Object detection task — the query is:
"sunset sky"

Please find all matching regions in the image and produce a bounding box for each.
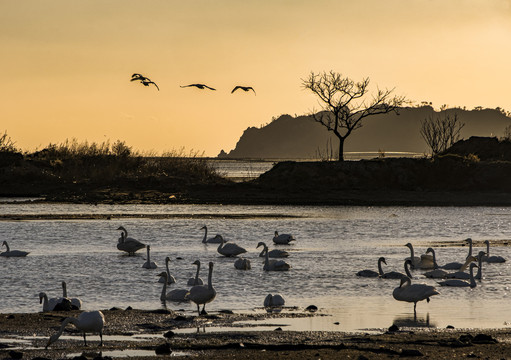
[2,0,511,156]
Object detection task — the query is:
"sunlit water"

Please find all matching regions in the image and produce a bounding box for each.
[1,202,511,332]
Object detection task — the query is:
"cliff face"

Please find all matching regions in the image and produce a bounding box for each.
[220,107,511,159]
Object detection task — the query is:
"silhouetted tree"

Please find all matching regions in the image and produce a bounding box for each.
[420,109,465,155]
[302,71,406,161]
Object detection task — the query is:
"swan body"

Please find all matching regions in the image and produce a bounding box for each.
[117,226,146,255]
[201,226,226,244]
[437,263,478,288]
[187,260,204,286]
[0,241,29,257]
[159,257,177,285]
[217,235,247,257]
[422,248,449,278]
[356,257,385,277]
[259,247,289,258]
[482,240,506,263]
[158,272,190,302]
[405,243,433,269]
[46,310,105,348]
[188,261,217,315]
[234,257,251,270]
[438,238,473,269]
[392,276,439,313]
[142,245,158,269]
[39,292,60,312]
[445,256,477,279]
[381,258,413,279]
[273,231,295,245]
[62,281,82,310]
[257,242,291,271]
[264,294,285,312]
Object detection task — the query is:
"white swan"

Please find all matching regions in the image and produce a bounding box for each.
[234,257,251,270]
[259,247,289,258]
[392,276,439,313]
[257,242,291,271]
[157,272,190,302]
[475,251,485,280]
[482,240,506,263]
[46,310,105,348]
[264,294,285,312]
[439,238,473,270]
[273,231,295,245]
[445,256,477,279]
[188,261,217,316]
[422,248,449,278]
[437,263,478,288]
[356,257,385,277]
[405,243,434,269]
[117,226,146,255]
[201,226,226,244]
[0,241,29,257]
[62,281,82,310]
[381,258,413,279]
[187,260,204,286]
[142,245,158,269]
[159,257,177,285]
[39,292,60,312]
[217,235,247,257]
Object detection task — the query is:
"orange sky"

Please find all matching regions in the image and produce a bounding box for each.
[2,1,511,156]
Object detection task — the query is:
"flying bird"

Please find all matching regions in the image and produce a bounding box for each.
[180,84,216,90]
[130,73,159,91]
[231,86,256,95]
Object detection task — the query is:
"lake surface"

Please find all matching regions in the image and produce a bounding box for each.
[1,202,510,332]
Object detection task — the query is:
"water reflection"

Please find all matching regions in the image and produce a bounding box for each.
[393,312,437,328]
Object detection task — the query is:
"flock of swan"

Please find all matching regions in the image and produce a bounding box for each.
[5,225,506,348]
[131,72,256,94]
[31,224,295,347]
[357,239,507,314]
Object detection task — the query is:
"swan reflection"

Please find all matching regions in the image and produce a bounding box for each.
[392,312,436,328]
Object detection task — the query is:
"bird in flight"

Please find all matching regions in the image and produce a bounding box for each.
[180,84,216,91]
[231,86,256,95]
[142,80,159,91]
[130,73,159,91]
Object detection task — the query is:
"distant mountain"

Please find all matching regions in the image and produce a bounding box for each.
[218,106,511,159]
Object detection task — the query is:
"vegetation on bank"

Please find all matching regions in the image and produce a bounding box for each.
[0,134,225,200]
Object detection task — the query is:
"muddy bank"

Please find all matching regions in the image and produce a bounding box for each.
[1,309,511,360]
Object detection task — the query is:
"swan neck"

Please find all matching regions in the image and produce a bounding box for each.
[160,277,167,301]
[404,262,412,278]
[486,242,490,256]
[146,247,151,262]
[202,227,207,243]
[3,242,9,252]
[62,282,67,297]
[468,241,473,256]
[207,265,213,290]
[469,266,476,287]
[377,259,384,276]
[194,263,201,285]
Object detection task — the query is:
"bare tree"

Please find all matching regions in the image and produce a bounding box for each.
[302,71,406,161]
[420,109,465,155]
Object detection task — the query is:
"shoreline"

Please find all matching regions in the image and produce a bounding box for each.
[1,308,511,359]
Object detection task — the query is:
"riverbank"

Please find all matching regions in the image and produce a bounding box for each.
[1,309,510,360]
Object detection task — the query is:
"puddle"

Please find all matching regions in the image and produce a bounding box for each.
[68,350,189,358]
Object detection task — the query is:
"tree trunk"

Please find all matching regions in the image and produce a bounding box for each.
[337,137,345,162]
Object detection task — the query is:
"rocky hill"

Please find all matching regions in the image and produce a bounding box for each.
[219,106,511,159]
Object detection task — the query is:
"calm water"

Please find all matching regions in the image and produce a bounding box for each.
[1,202,511,332]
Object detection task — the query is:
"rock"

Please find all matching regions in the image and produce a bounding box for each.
[274,327,283,331]
[155,343,172,355]
[163,330,175,338]
[9,350,23,359]
[305,305,318,312]
[446,325,455,329]
[472,334,498,344]
[400,348,423,356]
[388,324,399,332]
